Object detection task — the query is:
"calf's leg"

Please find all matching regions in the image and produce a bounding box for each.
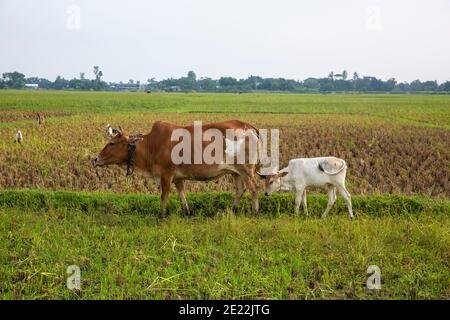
[337,184,353,219]
[294,185,306,215]
[322,186,337,218]
[302,189,309,216]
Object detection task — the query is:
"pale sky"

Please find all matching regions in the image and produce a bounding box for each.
[1,0,449,83]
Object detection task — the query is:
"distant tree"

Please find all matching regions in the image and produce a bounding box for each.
[146,78,159,90]
[421,80,438,91]
[410,80,423,91]
[245,75,263,90]
[366,77,385,91]
[197,77,217,91]
[53,75,69,90]
[219,77,238,87]
[25,77,40,84]
[342,70,348,80]
[302,78,320,91]
[439,81,450,92]
[319,82,334,92]
[353,76,370,92]
[318,78,334,92]
[185,71,197,90]
[2,72,26,89]
[385,78,397,91]
[93,66,102,80]
[92,66,106,91]
[353,72,359,80]
[328,71,334,81]
[187,70,196,81]
[397,82,410,92]
[334,79,352,91]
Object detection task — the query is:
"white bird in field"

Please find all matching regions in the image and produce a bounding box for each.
[14,130,23,144]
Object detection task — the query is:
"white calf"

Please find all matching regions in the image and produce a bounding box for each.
[260,157,353,218]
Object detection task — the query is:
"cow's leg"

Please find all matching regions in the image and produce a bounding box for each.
[175,180,190,215]
[294,185,305,215]
[232,175,245,213]
[160,176,172,218]
[322,186,337,218]
[337,184,353,219]
[241,173,259,215]
[302,189,309,216]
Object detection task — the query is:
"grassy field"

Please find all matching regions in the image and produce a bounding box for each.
[0,90,449,299]
[0,190,448,299]
[1,90,449,128]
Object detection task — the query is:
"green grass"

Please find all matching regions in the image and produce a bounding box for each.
[0,190,448,299]
[1,90,449,126]
[0,189,448,217]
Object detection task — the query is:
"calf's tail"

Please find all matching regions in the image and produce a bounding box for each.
[318,159,347,175]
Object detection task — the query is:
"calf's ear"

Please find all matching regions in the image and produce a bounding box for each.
[277,171,288,178]
[255,171,267,180]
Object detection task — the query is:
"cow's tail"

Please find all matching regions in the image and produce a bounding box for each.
[242,124,264,174]
[254,131,267,177]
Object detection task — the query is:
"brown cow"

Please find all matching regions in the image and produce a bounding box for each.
[93,120,261,217]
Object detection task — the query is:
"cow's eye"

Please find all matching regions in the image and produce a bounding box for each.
[269,181,273,185]
[109,142,114,146]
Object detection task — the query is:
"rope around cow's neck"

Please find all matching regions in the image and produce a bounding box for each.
[126,143,136,176]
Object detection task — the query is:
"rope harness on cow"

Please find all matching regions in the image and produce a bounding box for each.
[125,133,144,176]
[126,143,137,176]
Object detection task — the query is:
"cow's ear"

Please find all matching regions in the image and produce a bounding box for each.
[112,128,121,136]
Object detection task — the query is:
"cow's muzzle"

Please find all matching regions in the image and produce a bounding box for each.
[92,156,104,167]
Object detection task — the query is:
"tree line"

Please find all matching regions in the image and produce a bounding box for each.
[1,67,449,93]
